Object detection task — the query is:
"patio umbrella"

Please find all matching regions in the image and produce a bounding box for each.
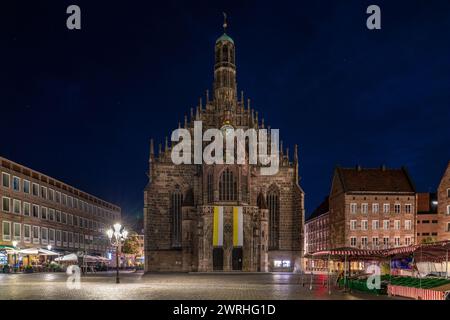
[19,248,39,255]
[81,255,101,263]
[38,248,60,256]
[96,256,110,262]
[54,253,78,262]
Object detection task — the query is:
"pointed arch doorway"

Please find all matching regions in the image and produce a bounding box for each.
[213,247,224,271]
[232,247,243,271]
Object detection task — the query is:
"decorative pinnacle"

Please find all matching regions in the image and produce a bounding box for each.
[223,12,228,32]
[150,139,154,156]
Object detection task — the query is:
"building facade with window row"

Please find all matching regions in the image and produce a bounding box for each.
[328,166,416,250]
[0,156,121,257]
[304,197,330,271]
[304,197,330,254]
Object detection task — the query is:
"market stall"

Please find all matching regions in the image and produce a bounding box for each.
[385,241,450,300]
[307,241,450,299]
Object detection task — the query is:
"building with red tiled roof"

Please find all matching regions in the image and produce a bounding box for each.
[329,166,416,249]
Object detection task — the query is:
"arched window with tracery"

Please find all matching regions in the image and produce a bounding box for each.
[267,186,280,250]
[171,189,182,247]
[219,168,237,201]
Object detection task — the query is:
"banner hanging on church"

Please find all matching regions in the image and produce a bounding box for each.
[213,206,223,246]
[233,206,243,247]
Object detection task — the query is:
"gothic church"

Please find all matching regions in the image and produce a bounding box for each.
[144,22,305,272]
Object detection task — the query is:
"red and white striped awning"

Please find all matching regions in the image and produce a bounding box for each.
[309,241,450,261]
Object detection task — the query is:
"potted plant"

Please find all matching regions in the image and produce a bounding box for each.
[24,265,33,273]
[2,264,10,273]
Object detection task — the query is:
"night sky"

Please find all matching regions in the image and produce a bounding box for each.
[2,0,450,220]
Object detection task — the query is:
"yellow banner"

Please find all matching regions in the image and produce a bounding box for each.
[233,207,243,247]
[213,206,223,246]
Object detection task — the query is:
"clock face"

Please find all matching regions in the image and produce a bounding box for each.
[220,124,234,138]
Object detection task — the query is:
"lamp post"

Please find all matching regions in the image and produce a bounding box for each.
[106,223,128,284]
[47,244,52,265]
[12,241,18,272]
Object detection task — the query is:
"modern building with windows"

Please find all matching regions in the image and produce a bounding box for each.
[328,166,416,249]
[144,24,305,272]
[0,156,121,261]
[304,197,330,271]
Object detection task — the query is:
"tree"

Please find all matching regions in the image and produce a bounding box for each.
[121,234,140,255]
[421,237,435,244]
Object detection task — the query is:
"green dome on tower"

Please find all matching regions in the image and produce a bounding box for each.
[216,33,234,44]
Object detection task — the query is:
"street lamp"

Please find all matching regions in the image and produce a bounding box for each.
[12,241,18,272]
[106,223,128,284]
[47,244,52,251]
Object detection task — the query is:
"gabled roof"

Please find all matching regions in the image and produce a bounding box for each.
[335,166,416,193]
[307,196,329,222]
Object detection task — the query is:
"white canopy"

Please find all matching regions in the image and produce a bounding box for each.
[38,248,60,256]
[55,253,78,262]
[97,256,110,262]
[81,255,102,263]
[19,248,39,255]
[54,253,107,263]
[18,248,60,256]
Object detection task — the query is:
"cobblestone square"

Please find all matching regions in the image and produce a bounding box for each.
[0,271,400,300]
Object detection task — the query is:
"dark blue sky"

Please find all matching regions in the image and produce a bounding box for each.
[2,0,450,219]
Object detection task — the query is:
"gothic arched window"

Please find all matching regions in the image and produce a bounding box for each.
[171,189,182,247]
[215,47,220,63]
[219,168,237,201]
[267,187,280,250]
[222,45,228,62]
[207,172,214,203]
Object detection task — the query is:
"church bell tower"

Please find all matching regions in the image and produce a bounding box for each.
[213,13,237,111]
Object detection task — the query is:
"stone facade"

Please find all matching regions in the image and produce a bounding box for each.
[144,28,305,272]
[329,166,416,249]
[437,161,450,241]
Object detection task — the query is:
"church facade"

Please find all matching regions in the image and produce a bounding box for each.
[144,25,305,272]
